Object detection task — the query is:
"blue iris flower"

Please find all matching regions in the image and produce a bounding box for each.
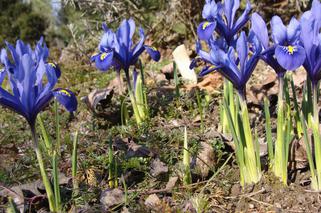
[0,38,77,128]
[251,13,286,76]
[251,12,306,75]
[195,31,262,93]
[300,0,321,85]
[91,18,160,75]
[271,16,306,71]
[197,0,251,44]
[190,37,227,76]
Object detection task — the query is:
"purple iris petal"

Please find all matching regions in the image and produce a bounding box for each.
[0,87,29,119]
[47,63,61,78]
[202,0,218,20]
[94,51,114,71]
[132,27,145,57]
[286,17,300,43]
[224,0,240,29]
[99,29,115,50]
[190,56,202,69]
[236,32,248,73]
[311,0,321,25]
[271,16,287,45]
[232,0,251,36]
[117,19,132,48]
[197,21,216,40]
[275,45,306,70]
[199,65,219,76]
[53,88,77,112]
[133,68,138,92]
[251,13,269,49]
[144,45,161,62]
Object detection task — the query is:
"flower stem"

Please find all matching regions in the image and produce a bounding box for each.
[312,83,321,189]
[72,131,79,196]
[31,126,56,212]
[274,76,287,184]
[54,100,61,210]
[124,69,142,125]
[313,83,319,125]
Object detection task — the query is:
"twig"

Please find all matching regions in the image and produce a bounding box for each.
[246,196,273,207]
[225,187,266,199]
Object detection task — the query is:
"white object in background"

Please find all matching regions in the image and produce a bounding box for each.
[172,44,197,84]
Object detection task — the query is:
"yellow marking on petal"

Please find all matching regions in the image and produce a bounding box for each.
[150,46,157,51]
[287,45,295,55]
[202,22,211,30]
[59,89,71,97]
[100,52,109,60]
[48,63,56,68]
[209,65,215,69]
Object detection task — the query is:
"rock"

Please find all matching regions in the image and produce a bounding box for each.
[172,45,197,84]
[100,188,124,210]
[195,142,215,178]
[160,63,174,81]
[127,140,155,158]
[113,137,155,158]
[144,70,167,86]
[165,176,178,190]
[292,67,307,87]
[121,207,130,213]
[150,158,168,177]
[144,194,161,209]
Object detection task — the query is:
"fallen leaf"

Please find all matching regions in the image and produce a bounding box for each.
[81,88,114,114]
[289,130,312,170]
[150,158,168,177]
[100,188,124,210]
[113,137,155,158]
[185,72,222,93]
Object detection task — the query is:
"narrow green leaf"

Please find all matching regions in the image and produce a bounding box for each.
[183,126,192,185]
[264,98,274,162]
[174,62,180,98]
[300,113,316,180]
[72,131,79,196]
[37,115,52,152]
